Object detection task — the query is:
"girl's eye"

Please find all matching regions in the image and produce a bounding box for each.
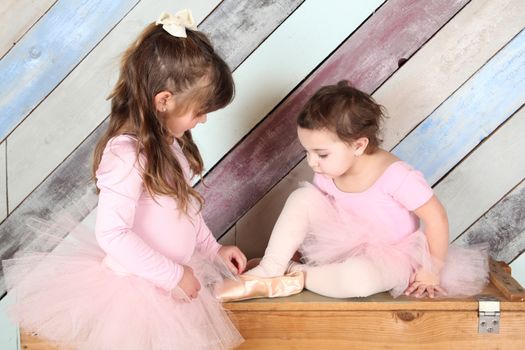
[318,154,328,159]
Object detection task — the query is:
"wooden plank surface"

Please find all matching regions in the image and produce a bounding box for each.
[392,28,525,184]
[377,0,525,150]
[0,141,5,222]
[0,0,138,142]
[0,0,310,294]
[192,0,384,172]
[4,0,219,211]
[199,0,469,237]
[202,0,305,69]
[0,0,57,59]
[456,179,525,264]
[435,107,525,243]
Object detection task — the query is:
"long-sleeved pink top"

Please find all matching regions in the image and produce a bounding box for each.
[95,135,221,292]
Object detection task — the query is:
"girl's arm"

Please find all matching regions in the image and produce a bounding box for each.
[194,215,247,274]
[406,195,449,297]
[95,139,183,292]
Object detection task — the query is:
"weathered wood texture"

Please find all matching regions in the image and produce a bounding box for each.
[4,0,220,211]
[191,0,383,172]
[0,0,312,295]
[392,28,525,184]
[435,106,525,242]
[0,0,57,59]
[0,141,5,223]
[0,0,138,142]
[198,0,469,237]
[202,0,305,69]
[456,178,525,264]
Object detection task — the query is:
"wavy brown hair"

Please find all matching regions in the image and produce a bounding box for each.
[93,23,234,213]
[297,80,384,154]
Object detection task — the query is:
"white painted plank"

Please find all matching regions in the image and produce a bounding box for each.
[235,0,525,253]
[510,253,525,289]
[376,0,525,150]
[436,107,525,242]
[192,0,383,172]
[0,294,19,350]
[0,141,5,222]
[0,0,57,58]
[6,0,220,211]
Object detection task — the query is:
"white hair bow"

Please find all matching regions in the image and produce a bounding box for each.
[156,9,197,38]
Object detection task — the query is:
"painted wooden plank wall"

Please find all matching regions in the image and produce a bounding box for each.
[0,141,5,222]
[0,0,317,294]
[0,295,18,350]
[0,0,57,59]
[392,28,525,185]
[436,106,525,243]
[0,0,139,142]
[198,0,469,237]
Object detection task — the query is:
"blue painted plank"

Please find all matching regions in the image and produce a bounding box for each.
[393,29,525,185]
[0,0,138,142]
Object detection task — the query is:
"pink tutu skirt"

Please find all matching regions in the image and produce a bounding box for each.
[2,220,243,350]
[298,183,489,298]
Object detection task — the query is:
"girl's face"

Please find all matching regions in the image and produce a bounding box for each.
[164,109,207,138]
[297,127,361,179]
[158,92,208,138]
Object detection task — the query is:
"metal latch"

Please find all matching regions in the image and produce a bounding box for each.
[478,297,500,334]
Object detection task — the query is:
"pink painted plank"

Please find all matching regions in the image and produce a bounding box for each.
[198,0,469,236]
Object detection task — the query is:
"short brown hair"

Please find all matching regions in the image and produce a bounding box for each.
[297,80,384,154]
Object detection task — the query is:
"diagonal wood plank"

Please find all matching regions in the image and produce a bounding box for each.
[377,0,525,150]
[435,106,525,242]
[0,0,139,142]
[0,0,307,295]
[0,0,57,59]
[0,141,5,223]
[198,0,470,237]
[234,0,525,258]
[203,0,305,69]
[392,28,525,184]
[455,178,525,263]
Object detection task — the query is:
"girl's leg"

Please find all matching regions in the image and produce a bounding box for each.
[248,187,317,277]
[301,257,396,298]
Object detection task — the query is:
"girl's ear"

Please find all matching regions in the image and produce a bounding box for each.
[353,137,369,156]
[154,91,173,113]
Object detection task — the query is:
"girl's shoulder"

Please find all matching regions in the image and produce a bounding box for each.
[105,134,138,152]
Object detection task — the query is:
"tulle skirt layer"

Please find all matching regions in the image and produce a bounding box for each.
[298,183,489,298]
[2,223,243,350]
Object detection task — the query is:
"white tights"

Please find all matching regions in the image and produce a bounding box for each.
[248,187,395,298]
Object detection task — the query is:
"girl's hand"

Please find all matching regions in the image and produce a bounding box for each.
[175,265,201,300]
[218,246,247,275]
[404,268,447,298]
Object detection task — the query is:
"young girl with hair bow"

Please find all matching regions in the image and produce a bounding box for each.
[3,10,245,350]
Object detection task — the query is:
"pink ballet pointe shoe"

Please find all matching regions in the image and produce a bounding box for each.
[214,271,304,302]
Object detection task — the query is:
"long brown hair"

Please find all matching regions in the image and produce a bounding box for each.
[297,80,384,154]
[93,23,234,213]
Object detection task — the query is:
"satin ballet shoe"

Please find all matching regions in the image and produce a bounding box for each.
[214,271,304,302]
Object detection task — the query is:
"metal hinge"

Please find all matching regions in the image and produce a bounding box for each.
[478,297,500,334]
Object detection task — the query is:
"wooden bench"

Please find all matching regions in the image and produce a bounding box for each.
[21,260,525,349]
